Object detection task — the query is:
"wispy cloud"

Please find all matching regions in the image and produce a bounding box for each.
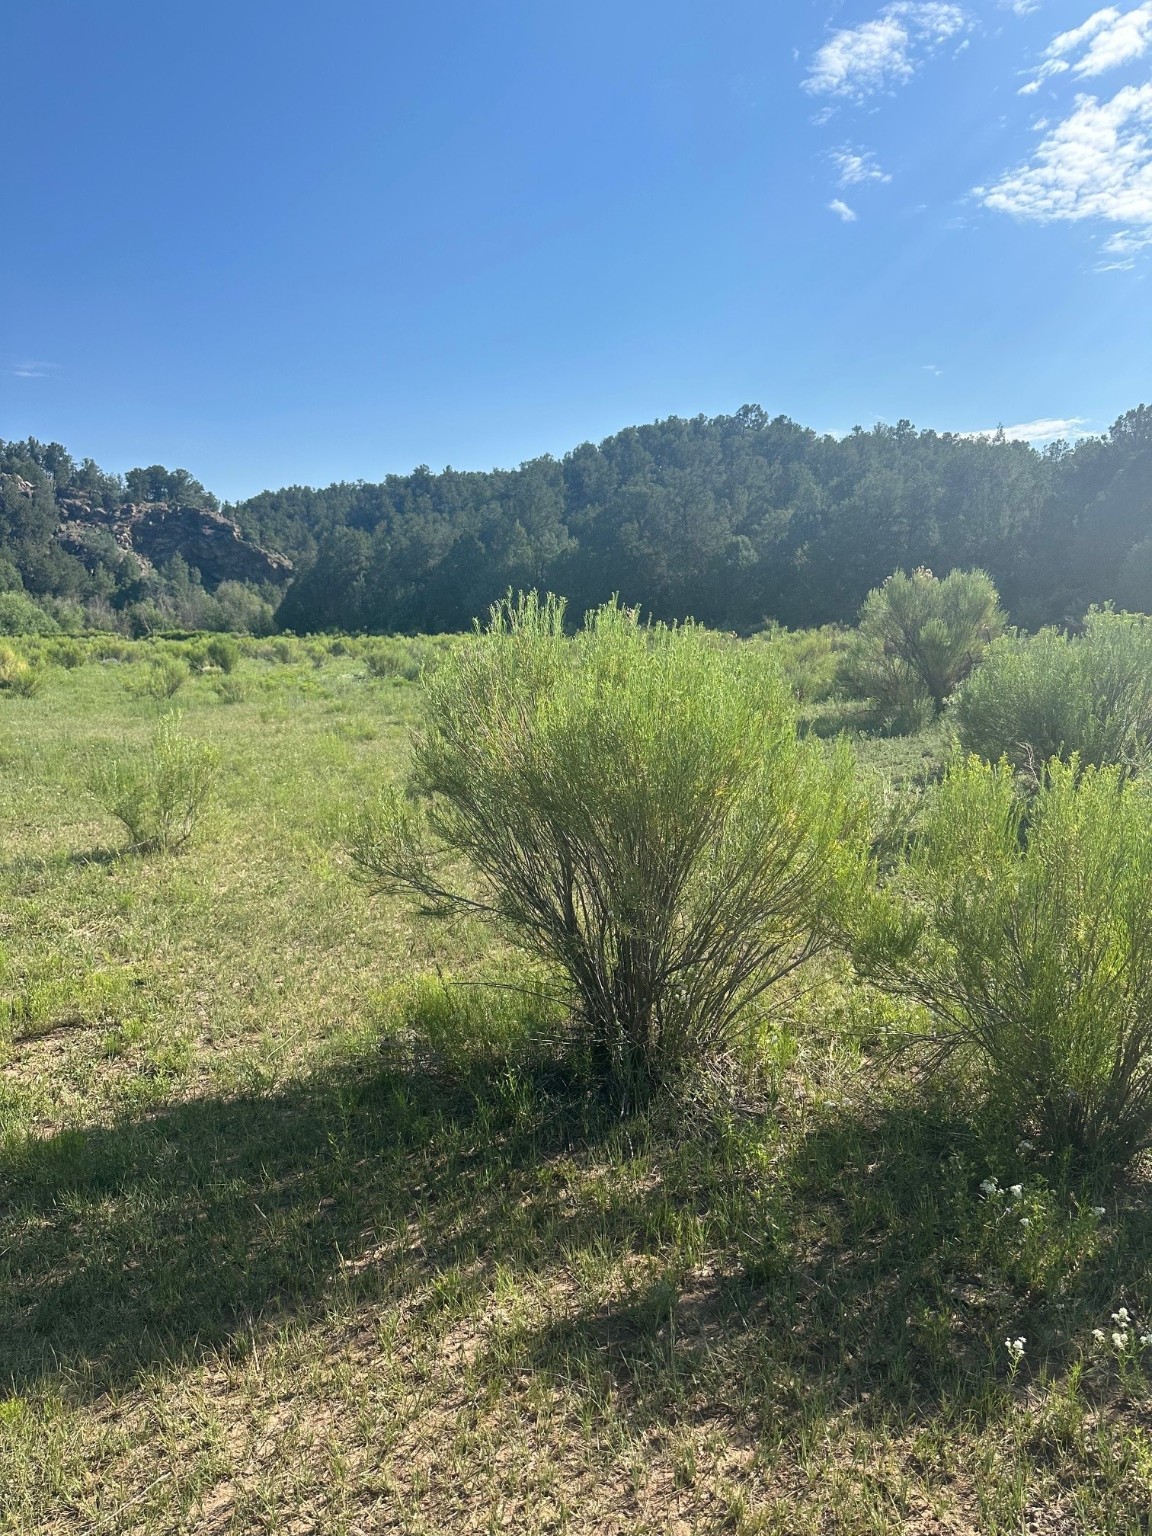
[1019,3,1152,93]
[804,3,971,101]
[6,360,59,379]
[978,83,1152,227]
[828,198,859,221]
[831,146,893,186]
[1095,224,1152,265]
[967,416,1090,442]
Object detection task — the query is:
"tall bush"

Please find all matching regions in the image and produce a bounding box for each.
[856,755,1152,1169]
[347,594,866,1098]
[841,567,1005,726]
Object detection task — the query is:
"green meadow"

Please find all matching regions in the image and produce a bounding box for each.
[1,634,1151,1535]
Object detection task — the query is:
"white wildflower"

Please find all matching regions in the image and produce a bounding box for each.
[1093,1328,1106,1341]
[1112,1308,1130,1325]
[1009,1184,1023,1198]
[980,1178,999,1196]
[1091,1206,1106,1218]
[1005,1336,1026,1360]
[1112,1331,1128,1350]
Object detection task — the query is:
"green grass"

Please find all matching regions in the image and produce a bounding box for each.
[0,650,1150,1533]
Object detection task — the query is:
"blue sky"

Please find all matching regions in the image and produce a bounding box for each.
[3,0,1150,500]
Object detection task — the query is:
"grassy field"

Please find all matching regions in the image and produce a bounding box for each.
[2,646,1151,1534]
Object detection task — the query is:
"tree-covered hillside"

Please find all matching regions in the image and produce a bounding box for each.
[3,403,1151,634]
[236,403,1152,635]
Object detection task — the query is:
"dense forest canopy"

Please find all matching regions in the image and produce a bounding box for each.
[2,402,1150,635]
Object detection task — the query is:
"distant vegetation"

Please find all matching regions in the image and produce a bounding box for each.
[3,400,1152,637]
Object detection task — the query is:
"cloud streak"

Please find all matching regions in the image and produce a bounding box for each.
[5,361,59,379]
[967,416,1090,442]
[828,199,859,221]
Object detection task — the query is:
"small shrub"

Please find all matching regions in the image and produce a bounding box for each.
[347,593,867,1100]
[134,658,189,700]
[88,714,220,853]
[364,639,422,681]
[856,755,1152,1170]
[47,639,86,670]
[0,646,43,697]
[754,624,852,705]
[267,637,301,665]
[842,567,1005,728]
[957,608,1152,778]
[92,638,133,663]
[213,675,250,704]
[203,635,240,673]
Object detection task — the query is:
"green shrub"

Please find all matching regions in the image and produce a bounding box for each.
[347,593,866,1100]
[203,635,240,673]
[213,675,250,704]
[134,658,189,701]
[92,638,133,663]
[88,714,220,853]
[754,624,852,705]
[842,568,1005,728]
[836,634,934,735]
[0,591,60,636]
[364,639,423,681]
[47,639,86,670]
[266,637,301,665]
[856,755,1152,1170]
[957,608,1152,779]
[0,646,43,697]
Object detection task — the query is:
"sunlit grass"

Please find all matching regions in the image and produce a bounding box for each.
[0,652,1149,1534]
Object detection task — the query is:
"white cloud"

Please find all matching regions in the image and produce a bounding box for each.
[1095,224,1152,264]
[1103,225,1152,249]
[804,3,971,100]
[978,83,1152,226]
[828,198,859,220]
[6,361,58,379]
[967,416,1090,441]
[1020,3,1152,93]
[831,146,892,186]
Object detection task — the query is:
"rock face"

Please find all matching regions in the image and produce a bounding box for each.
[55,498,292,588]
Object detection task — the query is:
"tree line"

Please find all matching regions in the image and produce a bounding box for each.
[244,403,1152,634]
[2,402,1150,634]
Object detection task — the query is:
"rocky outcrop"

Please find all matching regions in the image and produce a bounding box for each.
[56,498,292,589]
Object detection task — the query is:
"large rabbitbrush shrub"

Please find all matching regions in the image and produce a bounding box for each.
[957,608,1152,779]
[857,755,1152,1169]
[348,594,866,1097]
